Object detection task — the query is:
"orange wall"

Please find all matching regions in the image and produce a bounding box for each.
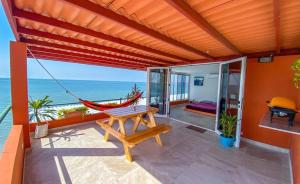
[0,125,24,184]
[242,55,299,148]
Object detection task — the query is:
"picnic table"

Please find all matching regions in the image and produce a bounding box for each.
[96,105,171,162]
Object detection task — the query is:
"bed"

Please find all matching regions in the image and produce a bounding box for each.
[185,101,217,117]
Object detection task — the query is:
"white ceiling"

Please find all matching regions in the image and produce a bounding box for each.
[171,63,220,74]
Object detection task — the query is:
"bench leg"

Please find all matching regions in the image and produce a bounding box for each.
[148,112,163,146]
[103,117,114,142]
[123,144,132,162]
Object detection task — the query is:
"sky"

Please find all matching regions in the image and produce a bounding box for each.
[0,4,146,82]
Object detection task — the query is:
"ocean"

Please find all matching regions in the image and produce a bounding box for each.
[0,78,146,151]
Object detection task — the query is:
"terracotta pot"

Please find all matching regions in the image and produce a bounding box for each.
[64,111,84,118]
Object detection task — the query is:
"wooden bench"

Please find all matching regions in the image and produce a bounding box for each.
[96,120,171,161]
[125,124,171,147]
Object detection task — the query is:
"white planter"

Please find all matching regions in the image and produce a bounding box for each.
[34,123,48,139]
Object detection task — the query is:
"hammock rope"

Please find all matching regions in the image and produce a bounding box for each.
[27,48,142,111]
[27,48,80,100]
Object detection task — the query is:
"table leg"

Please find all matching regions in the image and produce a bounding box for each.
[124,144,132,162]
[148,112,163,146]
[118,118,133,162]
[132,116,141,133]
[118,118,126,135]
[103,117,114,142]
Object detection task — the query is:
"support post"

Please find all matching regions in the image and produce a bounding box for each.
[10,41,30,148]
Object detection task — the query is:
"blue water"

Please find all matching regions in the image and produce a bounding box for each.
[0,78,146,151]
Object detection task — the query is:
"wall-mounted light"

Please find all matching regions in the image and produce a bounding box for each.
[257,55,273,63]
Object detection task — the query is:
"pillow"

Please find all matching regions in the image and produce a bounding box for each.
[268,97,296,110]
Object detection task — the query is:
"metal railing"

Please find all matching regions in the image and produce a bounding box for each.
[0,105,12,124]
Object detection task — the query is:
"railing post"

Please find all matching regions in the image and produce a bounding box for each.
[10,41,30,148]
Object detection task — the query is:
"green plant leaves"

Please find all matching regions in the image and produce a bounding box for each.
[57,106,88,118]
[126,84,141,105]
[28,96,56,123]
[292,58,300,88]
[219,111,237,138]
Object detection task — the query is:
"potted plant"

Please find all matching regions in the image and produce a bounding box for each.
[57,106,89,119]
[126,84,141,110]
[291,58,300,88]
[219,111,237,148]
[126,84,141,103]
[29,96,56,139]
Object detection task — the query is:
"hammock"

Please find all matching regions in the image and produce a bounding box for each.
[27,48,143,112]
[79,92,143,111]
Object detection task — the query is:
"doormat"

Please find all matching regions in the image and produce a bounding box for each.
[186,125,206,133]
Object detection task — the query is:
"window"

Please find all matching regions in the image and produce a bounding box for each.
[170,73,190,101]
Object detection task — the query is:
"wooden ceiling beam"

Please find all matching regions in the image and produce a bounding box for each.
[191,48,300,63]
[246,48,300,58]
[22,38,163,66]
[27,46,150,68]
[18,27,175,65]
[28,52,145,70]
[32,55,145,70]
[63,0,213,59]
[13,8,194,62]
[273,0,281,54]
[164,0,242,55]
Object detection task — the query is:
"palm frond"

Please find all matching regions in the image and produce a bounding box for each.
[29,96,56,123]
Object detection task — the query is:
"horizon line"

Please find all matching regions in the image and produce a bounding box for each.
[0,77,146,83]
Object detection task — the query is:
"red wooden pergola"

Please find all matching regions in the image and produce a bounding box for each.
[3,0,300,70]
[2,0,300,148]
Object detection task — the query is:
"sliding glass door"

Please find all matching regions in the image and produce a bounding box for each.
[216,57,247,147]
[170,73,190,102]
[147,68,170,116]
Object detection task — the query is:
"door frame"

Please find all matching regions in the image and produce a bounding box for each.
[146,67,170,117]
[147,57,247,147]
[215,57,247,147]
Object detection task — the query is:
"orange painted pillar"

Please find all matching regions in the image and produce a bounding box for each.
[10,41,30,148]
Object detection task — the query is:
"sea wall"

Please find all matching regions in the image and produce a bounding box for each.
[29,112,109,131]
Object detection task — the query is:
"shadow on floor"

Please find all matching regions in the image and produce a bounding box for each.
[24,118,291,184]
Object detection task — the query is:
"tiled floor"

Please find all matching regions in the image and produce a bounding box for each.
[24,118,291,184]
[170,104,216,130]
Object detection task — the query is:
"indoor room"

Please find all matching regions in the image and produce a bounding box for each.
[169,63,220,131]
